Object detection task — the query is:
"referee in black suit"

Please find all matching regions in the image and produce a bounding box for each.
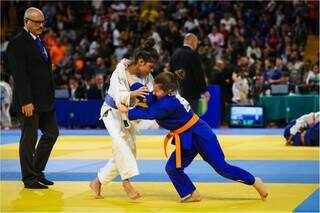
[6,7,59,189]
[170,33,210,114]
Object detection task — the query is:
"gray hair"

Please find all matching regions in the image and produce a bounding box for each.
[24,7,43,20]
[184,33,197,43]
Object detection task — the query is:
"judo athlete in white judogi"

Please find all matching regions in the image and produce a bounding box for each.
[90,39,158,199]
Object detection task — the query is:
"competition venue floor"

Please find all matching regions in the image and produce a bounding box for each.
[0,128,319,212]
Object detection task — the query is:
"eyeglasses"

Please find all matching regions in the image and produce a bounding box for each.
[26,18,46,25]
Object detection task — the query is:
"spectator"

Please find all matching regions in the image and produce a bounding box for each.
[305,64,320,94]
[279,71,298,94]
[246,40,262,61]
[263,59,283,91]
[287,52,304,86]
[114,40,128,62]
[94,57,110,76]
[268,58,284,85]
[43,27,57,48]
[184,15,200,33]
[0,78,12,129]
[251,68,264,104]
[220,12,236,32]
[68,77,86,100]
[149,25,162,53]
[291,16,307,46]
[232,69,249,105]
[207,25,224,47]
[305,64,319,85]
[50,38,67,66]
[87,74,107,99]
[207,59,224,85]
[88,39,100,57]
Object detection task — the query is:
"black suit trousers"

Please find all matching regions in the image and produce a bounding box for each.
[187,99,199,115]
[19,110,59,183]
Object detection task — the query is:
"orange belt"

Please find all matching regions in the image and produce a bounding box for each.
[163,114,199,168]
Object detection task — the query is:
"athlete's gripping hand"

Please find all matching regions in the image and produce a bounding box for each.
[130,86,149,98]
[286,134,294,145]
[118,104,129,113]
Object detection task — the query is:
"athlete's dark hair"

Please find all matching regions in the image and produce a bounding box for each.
[133,38,159,63]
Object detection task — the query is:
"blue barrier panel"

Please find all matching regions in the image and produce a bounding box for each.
[55,100,103,127]
[200,85,221,128]
[55,85,221,128]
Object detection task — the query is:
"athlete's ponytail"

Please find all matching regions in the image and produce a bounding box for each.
[173,69,185,81]
[133,38,159,63]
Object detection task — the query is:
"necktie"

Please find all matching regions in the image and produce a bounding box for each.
[35,37,48,61]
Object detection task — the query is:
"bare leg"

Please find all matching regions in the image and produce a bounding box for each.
[253,177,268,201]
[89,178,104,199]
[181,190,201,203]
[122,179,141,200]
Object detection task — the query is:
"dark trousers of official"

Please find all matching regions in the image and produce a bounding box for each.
[187,99,199,115]
[19,110,59,184]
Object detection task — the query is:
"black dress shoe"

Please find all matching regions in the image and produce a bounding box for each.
[38,177,54,185]
[24,181,48,189]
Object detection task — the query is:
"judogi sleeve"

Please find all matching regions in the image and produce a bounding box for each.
[113,62,131,107]
[290,112,320,135]
[128,99,172,120]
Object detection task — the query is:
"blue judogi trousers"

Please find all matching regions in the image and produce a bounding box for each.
[304,122,319,146]
[165,133,255,198]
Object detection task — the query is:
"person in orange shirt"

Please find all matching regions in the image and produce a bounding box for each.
[43,28,57,48]
[50,38,66,66]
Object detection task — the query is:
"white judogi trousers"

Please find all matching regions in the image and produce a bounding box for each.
[97,106,139,184]
[96,59,153,184]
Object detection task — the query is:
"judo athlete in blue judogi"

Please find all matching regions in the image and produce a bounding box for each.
[119,71,268,202]
[284,112,319,146]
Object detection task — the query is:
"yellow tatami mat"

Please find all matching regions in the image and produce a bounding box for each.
[1,181,318,212]
[1,135,318,160]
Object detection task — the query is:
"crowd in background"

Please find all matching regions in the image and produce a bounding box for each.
[0,0,319,128]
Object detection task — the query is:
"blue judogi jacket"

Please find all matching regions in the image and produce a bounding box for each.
[128,83,214,150]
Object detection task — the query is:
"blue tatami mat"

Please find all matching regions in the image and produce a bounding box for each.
[294,188,320,212]
[1,128,284,136]
[0,128,284,145]
[1,159,318,183]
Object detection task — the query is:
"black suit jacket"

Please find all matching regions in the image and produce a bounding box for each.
[6,29,55,113]
[170,46,207,99]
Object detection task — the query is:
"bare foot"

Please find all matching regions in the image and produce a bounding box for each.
[181,190,202,203]
[89,178,104,199]
[122,180,141,200]
[253,177,268,201]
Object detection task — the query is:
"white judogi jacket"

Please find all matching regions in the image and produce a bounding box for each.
[100,59,154,127]
[290,112,320,135]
